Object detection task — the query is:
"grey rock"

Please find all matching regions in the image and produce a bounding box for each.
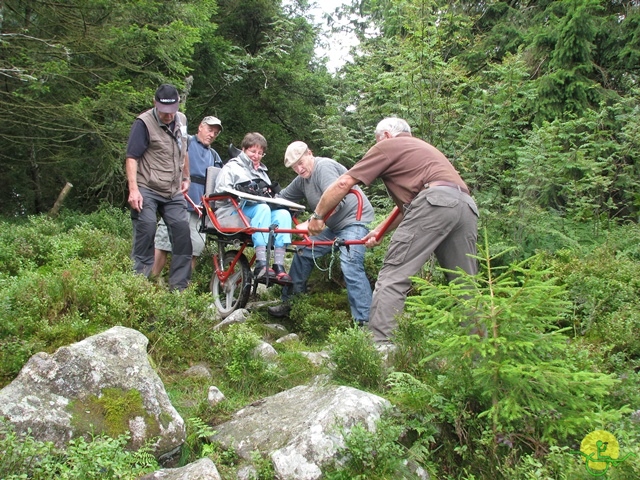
[0,326,184,460]
[212,384,390,480]
[264,323,288,333]
[207,386,226,407]
[236,465,258,480]
[252,341,278,361]
[404,459,431,480]
[139,457,221,480]
[213,309,250,330]
[276,333,300,344]
[255,283,269,297]
[300,351,331,367]
[375,342,397,367]
[205,304,223,322]
[184,363,213,380]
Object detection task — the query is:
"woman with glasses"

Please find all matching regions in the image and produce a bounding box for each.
[213,132,292,282]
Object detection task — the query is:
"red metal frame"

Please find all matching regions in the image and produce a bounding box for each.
[212,244,250,283]
[199,189,399,284]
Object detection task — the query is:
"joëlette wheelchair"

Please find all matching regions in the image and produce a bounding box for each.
[194,166,398,318]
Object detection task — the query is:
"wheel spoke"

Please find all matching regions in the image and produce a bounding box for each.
[228,270,242,288]
[211,250,251,318]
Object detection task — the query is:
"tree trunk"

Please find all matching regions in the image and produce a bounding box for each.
[49,182,73,217]
[30,145,43,214]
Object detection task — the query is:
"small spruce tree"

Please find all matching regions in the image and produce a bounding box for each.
[390,234,624,471]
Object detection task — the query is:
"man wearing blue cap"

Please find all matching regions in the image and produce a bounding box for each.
[125,84,192,290]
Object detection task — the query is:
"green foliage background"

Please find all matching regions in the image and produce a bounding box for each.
[1,0,640,478]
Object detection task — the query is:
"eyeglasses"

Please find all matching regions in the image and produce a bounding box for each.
[245,149,266,158]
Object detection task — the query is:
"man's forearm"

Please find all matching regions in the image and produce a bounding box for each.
[125,157,139,191]
[314,174,357,216]
[385,207,403,232]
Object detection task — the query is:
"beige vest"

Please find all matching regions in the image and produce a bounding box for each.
[136,109,187,198]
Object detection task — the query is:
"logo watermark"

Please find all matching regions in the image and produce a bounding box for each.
[572,430,635,477]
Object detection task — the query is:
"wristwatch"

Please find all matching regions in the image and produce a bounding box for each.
[310,211,323,221]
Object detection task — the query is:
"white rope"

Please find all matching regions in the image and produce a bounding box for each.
[310,238,341,278]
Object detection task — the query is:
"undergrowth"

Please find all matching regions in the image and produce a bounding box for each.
[0,417,158,479]
[1,212,640,478]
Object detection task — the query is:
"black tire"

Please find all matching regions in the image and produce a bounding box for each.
[210,250,251,317]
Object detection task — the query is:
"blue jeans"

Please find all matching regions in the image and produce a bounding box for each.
[282,224,372,322]
[242,203,292,247]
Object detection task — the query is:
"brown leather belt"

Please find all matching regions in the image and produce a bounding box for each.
[424,180,470,195]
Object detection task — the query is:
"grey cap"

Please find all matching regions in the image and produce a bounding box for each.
[284,141,308,168]
[201,116,223,131]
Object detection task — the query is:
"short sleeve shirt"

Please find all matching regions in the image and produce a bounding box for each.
[279,157,374,231]
[347,133,467,207]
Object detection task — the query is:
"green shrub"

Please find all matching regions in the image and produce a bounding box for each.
[0,212,131,277]
[289,293,352,342]
[205,323,281,395]
[0,211,224,385]
[393,236,625,475]
[58,204,132,238]
[3,211,640,479]
[0,417,158,479]
[250,450,276,479]
[221,323,264,382]
[179,417,219,465]
[324,414,419,480]
[328,327,384,390]
[552,226,640,350]
[501,434,640,480]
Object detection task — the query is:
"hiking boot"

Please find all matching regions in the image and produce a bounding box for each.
[268,303,292,318]
[272,264,292,284]
[355,320,369,328]
[253,261,274,279]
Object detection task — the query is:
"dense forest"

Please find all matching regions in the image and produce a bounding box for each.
[2,0,640,478]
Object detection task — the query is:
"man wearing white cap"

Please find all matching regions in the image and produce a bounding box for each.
[267,141,375,324]
[152,116,224,277]
[125,84,192,291]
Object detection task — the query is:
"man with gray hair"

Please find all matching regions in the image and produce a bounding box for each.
[267,141,375,324]
[308,117,479,345]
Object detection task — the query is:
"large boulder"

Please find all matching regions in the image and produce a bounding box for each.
[212,380,391,480]
[0,326,185,461]
[139,458,221,480]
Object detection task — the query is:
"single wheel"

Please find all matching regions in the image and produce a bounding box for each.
[210,250,251,317]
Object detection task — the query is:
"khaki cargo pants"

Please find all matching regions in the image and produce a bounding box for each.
[368,186,479,343]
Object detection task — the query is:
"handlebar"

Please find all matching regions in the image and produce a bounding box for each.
[199,189,400,246]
